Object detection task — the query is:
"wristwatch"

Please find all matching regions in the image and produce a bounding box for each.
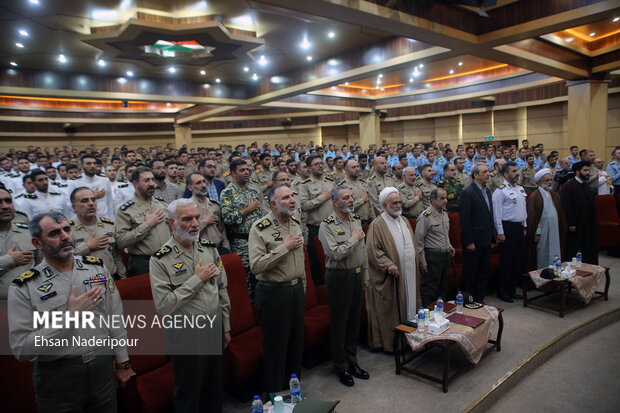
[115,360,131,370]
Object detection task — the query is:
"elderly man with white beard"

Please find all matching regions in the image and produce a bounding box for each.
[525,169,567,271]
[149,198,231,413]
[365,187,421,352]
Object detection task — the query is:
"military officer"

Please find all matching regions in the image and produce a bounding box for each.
[115,166,170,277]
[249,184,305,394]
[318,186,370,387]
[220,159,263,301]
[298,154,335,285]
[437,163,463,214]
[518,154,538,193]
[398,167,424,219]
[367,156,395,216]
[414,164,438,210]
[187,172,230,255]
[338,159,375,226]
[488,159,507,193]
[330,156,346,183]
[70,187,126,279]
[8,212,134,412]
[251,153,274,195]
[455,158,468,187]
[269,171,308,242]
[414,188,455,307]
[0,187,37,300]
[149,199,230,413]
[19,169,68,219]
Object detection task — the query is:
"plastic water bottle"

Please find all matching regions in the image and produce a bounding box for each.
[435,297,444,316]
[555,259,562,276]
[576,251,582,266]
[417,307,425,333]
[424,308,431,323]
[456,291,464,314]
[289,374,301,404]
[251,395,263,413]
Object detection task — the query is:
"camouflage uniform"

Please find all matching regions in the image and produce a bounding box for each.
[220,182,263,301]
[437,177,463,214]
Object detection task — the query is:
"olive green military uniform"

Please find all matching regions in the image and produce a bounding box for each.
[190,195,230,252]
[398,183,424,218]
[8,256,129,413]
[251,166,272,195]
[337,177,375,225]
[367,174,395,216]
[518,166,537,193]
[115,195,171,277]
[414,207,452,307]
[0,222,37,300]
[298,174,335,285]
[437,177,463,214]
[71,217,126,279]
[249,211,305,393]
[318,212,368,374]
[149,236,230,412]
[414,178,437,210]
[220,182,263,301]
[488,171,504,194]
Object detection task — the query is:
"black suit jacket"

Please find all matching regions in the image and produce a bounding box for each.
[459,182,495,247]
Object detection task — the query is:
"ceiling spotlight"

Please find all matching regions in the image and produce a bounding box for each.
[361,89,367,93]
[413,68,420,77]
[243,66,249,72]
[199,70,205,75]
[258,55,267,66]
[449,69,454,74]
[378,73,383,78]
[117,77,127,84]
[565,37,574,42]
[344,82,349,86]
[166,102,171,107]
[215,78,221,83]
[589,32,596,37]
[97,59,106,67]
[306,55,312,61]
[614,17,619,22]
[458,61,463,66]
[380,88,384,91]
[419,64,424,68]
[29,0,39,3]
[58,54,67,63]
[126,70,134,77]
[18,30,29,36]
[375,86,379,89]
[409,77,414,83]
[252,73,258,80]
[9,61,18,67]
[168,67,176,73]
[203,83,210,89]
[300,38,311,50]
[15,42,24,48]
[328,32,335,39]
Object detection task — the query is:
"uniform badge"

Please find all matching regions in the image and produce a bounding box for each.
[42,267,53,278]
[38,283,53,293]
[222,197,231,205]
[83,274,108,285]
[173,246,180,254]
[41,291,57,301]
[13,269,40,286]
[76,259,84,268]
[512,199,517,204]
[217,257,223,270]
[172,262,187,275]
[335,228,346,236]
[108,279,115,293]
[272,231,282,241]
[448,193,454,199]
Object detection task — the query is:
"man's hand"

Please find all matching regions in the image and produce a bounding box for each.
[363,279,369,291]
[387,264,400,277]
[7,244,33,266]
[361,192,369,203]
[568,226,576,232]
[203,212,218,225]
[534,234,541,244]
[283,234,303,251]
[115,368,136,388]
[352,228,365,241]
[242,196,260,216]
[67,286,103,312]
[420,265,428,275]
[194,258,218,283]
[321,190,331,201]
[450,246,455,257]
[145,208,165,227]
[414,188,423,198]
[466,243,476,252]
[497,234,506,243]
[224,332,231,349]
[86,233,110,251]
[93,188,106,199]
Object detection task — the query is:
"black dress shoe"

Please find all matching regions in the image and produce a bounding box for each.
[348,363,370,380]
[512,293,523,300]
[498,295,514,303]
[337,371,354,387]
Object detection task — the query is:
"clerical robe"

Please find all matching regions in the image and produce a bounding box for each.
[560,178,598,264]
[366,213,421,352]
[525,187,566,271]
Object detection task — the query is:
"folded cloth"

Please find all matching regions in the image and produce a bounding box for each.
[293,398,340,413]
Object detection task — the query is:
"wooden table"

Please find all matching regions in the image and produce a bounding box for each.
[521,266,610,318]
[392,308,503,393]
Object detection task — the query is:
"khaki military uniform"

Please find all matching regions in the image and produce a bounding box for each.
[367,174,396,216]
[488,171,504,193]
[437,177,462,214]
[398,183,424,218]
[190,195,229,251]
[8,256,128,412]
[251,166,272,195]
[221,171,233,187]
[518,166,537,192]
[414,178,437,210]
[414,207,452,307]
[338,177,375,224]
[455,170,468,187]
[115,195,171,276]
[71,217,126,279]
[0,222,37,300]
[330,170,345,184]
[359,169,371,181]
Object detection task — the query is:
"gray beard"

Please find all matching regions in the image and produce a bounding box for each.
[174,226,198,244]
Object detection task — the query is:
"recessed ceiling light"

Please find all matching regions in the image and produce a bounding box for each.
[58,54,67,63]
[18,30,29,36]
[378,73,383,78]
[166,102,171,107]
[10,62,18,67]
[203,83,210,89]
[252,73,258,80]
[449,70,454,74]
[168,67,176,73]
[458,61,463,66]
[375,86,379,89]
[29,0,39,4]
[409,77,414,83]
[117,77,127,84]
[126,71,134,77]
[243,66,249,72]
[614,17,619,23]
[344,82,349,86]
[361,89,367,93]
[589,32,596,37]
[419,64,424,68]
[380,88,384,91]
[376,79,381,85]
[215,78,221,83]
[565,37,574,42]
[306,55,312,61]
[258,55,267,66]
[15,42,24,48]
[300,38,311,50]
[328,32,335,39]
[97,59,105,67]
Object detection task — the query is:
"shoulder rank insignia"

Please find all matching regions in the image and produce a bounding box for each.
[38,283,53,293]
[323,216,335,224]
[100,217,114,225]
[324,175,334,181]
[369,175,376,180]
[439,180,445,185]
[172,262,187,275]
[154,245,172,258]
[153,195,165,202]
[15,194,24,199]
[359,178,366,183]
[13,269,40,286]
[14,222,29,229]
[49,192,61,196]
[398,183,405,189]
[290,215,300,224]
[24,194,37,199]
[68,220,74,225]
[257,219,272,231]
[118,183,129,188]
[83,256,104,266]
[301,178,311,184]
[423,210,432,216]
[498,184,506,189]
[120,200,134,211]
[351,213,361,220]
[224,171,230,177]
[199,239,216,247]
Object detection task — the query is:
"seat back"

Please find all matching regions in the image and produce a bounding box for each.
[313,236,327,277]
[116,273,153,300]
[221,253,256,337]
[304,251,319,310]
[596,194,620,223]
[408,218,418,232]
[448,213,461,250]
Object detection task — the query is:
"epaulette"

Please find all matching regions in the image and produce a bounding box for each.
[439,180,444,185]
[118,183,129,188]
[51,182,68,187]
[290,215,300,224]
[68,220,74,225]
[24,194,37,199]
[398,183,405,189]
[6,188,12,193]
[337,179,346,186]
[15,210,27,217]
[301,178,311,184]
[120,200,135,211]
[200,238,216,247]
[208,198,219,205]
[369,175,376,180]
[100,217,114,225]
[255,170,261,174]
[154,245,172,258]
[257,218,272,230]
[12,269,40,286]
[49,192,62,196]
[323,216,335,224]
[15,194,24,199]
[351,213,361,220]
[498,184,506,189]
[153,195,165,202]
[423,210,432,216]
[252,178,259,184]
[224,171,230,177]
[83,255,104,266]
[14,222,29,229]
[324,175,334,181]
[490,172,496,177]
[359,178,366,183]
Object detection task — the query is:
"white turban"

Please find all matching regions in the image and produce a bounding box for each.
[379,186,399,205]
[534,168,552,183]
